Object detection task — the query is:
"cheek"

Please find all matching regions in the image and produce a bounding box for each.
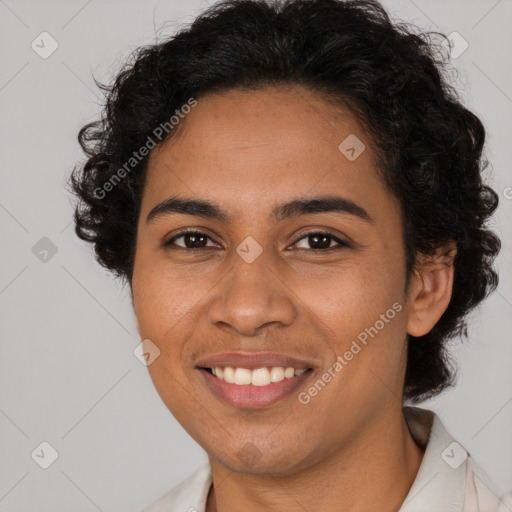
[296,252,408,394]
[132,253,205,339]
[132,264,199,418]
[301,256,405,338]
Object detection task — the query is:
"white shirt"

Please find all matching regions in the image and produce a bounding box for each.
[141,406,512,512]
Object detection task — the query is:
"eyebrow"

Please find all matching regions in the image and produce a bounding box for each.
[146,195,373,224]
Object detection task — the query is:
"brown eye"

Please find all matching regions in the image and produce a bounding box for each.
[292,232,348,251]
[164,231,219,249]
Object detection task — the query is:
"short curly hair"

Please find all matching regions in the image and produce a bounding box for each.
[69,0,501,403]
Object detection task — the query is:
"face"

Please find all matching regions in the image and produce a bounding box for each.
[131,85,415,475]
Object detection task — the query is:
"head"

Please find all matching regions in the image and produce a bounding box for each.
[70,0,500,475]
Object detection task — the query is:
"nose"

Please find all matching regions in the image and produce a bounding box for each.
[207,250,296,337]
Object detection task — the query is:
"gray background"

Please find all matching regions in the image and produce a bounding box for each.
[0,0,511,510]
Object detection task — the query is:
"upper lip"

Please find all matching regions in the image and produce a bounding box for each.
[195,352,316,370]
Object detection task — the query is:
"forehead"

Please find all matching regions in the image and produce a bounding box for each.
[144,85,386,215]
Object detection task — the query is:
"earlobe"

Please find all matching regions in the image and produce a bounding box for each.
[406,241,457,337]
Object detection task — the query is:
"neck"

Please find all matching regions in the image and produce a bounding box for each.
[206,406,425,512]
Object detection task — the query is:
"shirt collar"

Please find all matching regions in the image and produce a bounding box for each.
[399,406,467,512]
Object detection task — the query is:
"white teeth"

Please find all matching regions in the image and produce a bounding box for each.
[223,366,235,383]
[234,368,252,385]
[284,367,295,378]
[270,367,284,382]
[210,366,309,386]
[251,368,271,386]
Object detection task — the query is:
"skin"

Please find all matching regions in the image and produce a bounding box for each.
[131,85,456,512]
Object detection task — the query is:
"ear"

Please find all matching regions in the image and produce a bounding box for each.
[406,241,457,337]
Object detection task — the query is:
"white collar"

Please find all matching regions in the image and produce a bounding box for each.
[400,406,466,511]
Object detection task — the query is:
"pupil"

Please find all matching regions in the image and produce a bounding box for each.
[310,234,330,249]
[185,233,207,248]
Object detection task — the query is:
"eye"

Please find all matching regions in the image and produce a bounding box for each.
[290,231,349,251]
[163,230,220,249]
[163,229,349,252]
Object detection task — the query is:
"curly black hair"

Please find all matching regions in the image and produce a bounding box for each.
[69,0,501,403]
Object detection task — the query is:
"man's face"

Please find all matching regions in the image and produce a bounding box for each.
[132,85,413,475]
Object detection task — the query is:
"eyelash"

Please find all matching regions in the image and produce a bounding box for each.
[163,229,350,252]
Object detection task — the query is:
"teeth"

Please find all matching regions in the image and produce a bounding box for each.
[210,366,309,386]
[234,368,252,385]
[223,367,235,384]
[270,366,284,382]
[251,368,271,386]
[284,367,295,379]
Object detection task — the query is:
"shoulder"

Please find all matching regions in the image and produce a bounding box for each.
[465,457,512,512]
[140,463,212,512]
[401,406,511,512]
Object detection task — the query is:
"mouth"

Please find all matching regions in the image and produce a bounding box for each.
[195,352,316,409]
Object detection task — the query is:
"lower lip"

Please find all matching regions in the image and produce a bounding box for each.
[198,368,313,409]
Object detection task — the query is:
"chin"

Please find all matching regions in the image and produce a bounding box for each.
[208,440,314,477]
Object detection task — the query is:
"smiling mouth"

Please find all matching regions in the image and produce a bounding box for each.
[197,366,314,409]
[202,366,311,386]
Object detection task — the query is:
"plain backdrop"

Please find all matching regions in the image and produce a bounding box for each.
[0,0,511,510]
